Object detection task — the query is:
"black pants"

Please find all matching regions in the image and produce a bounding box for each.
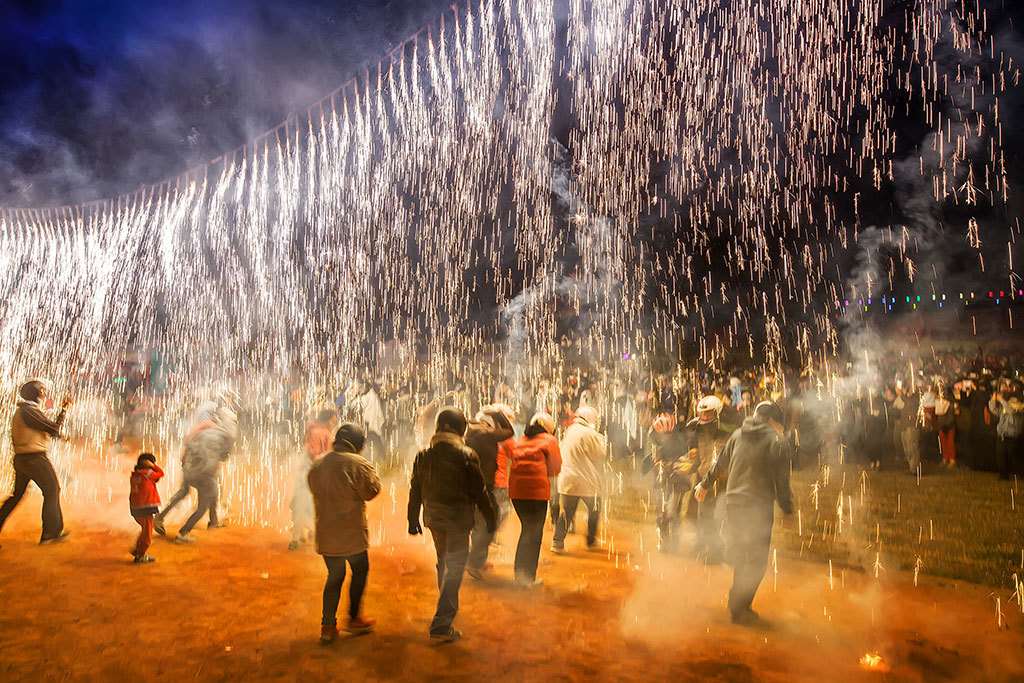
[997,436,1021,479]
[0,453,64,541]
[725,501,774,618]
[512,499,548,581]
[179,474,219,534]
[428,526,470,635]
[322,551,369,626]
[552,495,600,547]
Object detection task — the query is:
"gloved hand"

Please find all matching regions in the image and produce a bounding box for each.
[408,519,423,536]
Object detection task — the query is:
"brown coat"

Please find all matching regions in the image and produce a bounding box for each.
[308,449,381,557]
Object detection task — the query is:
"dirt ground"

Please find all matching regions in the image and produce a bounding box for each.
[1,475,1023,682]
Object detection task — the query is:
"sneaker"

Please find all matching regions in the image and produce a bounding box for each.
[207,521,228,530]
[39,531,71,545]
[466,567,485,580]
[319,625,339,645]
[173,533,196,544]
[345,616,376,634]
[429,628,462,642]
[287,541,301,551]
[514,575,542,589]
[133,554,156,564]
[586,541,604,552]
[550,544,567,555]
[154,520,167,536]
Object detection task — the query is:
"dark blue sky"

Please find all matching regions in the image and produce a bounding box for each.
[0,0,453,206]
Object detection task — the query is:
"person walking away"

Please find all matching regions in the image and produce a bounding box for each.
[465,405,515,579]
[989,384,1024,480]
[308,423,382,643]
[0,380,73,546]
[408,408,495,641]
[173,407,238,543]
[695,402,795,625]
[129,453,163,563]
[551,405,606,554]
[290,409,338,550]
[509,413,561,587]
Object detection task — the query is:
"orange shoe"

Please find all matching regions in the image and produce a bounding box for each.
[345,616,376,634]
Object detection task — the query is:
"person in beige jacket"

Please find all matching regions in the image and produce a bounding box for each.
[551,405,607,553]
[0,379,73,547]
[308,422,382,644]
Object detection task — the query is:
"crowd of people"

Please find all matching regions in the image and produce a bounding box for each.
[0,345,1021,641]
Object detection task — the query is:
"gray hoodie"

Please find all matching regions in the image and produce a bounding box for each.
[699,416,794,514]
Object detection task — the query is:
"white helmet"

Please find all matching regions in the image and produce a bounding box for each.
[530,412,556,435]
[575,405,600,426]
[695,395,723,424]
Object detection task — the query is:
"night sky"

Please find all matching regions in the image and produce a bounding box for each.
[0,0,454,207]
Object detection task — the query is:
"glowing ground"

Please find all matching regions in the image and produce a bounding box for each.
[1,472,1021,682]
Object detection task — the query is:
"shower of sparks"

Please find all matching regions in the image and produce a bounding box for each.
[0,0,1017,526]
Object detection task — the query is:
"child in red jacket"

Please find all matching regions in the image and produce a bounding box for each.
[130,453,163,564]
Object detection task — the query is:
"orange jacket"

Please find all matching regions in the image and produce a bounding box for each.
[509,432,561,500]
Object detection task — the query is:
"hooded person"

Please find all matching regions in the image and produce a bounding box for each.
[551,405,606,554]
[408,407,495,642]
[685,395,733,563]
[0,380,73,546]
[308,422,382,643]
[695,402,795,625]
[464,405,516,579]
[509,412,562,587]
[168,406,238,544]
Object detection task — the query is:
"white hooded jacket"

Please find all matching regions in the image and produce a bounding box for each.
[557,416,607,497]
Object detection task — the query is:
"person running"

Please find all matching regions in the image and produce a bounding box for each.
[695,402,795,625]
[308,423,382,644]
[551,405,606,554]
[290,409,338,550]
[154,400,220,535]
[171,407,238,544]
[0,380,73,547]
[129,453,163,564]
[465,405,515,579]
[509,413,561,588]
[408,407,495,642]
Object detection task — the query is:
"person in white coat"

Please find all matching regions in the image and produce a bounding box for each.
[551,405,606,553]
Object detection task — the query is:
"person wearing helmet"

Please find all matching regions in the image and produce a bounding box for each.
[551,405,606,554]
[308,423,382,643]
[0,380,73,546]
[171,406,238,544]
[645,412,689,553]
[695,402,795,625]
[686,395,733,564]
[465,405,515,579]
[508,413,561,587]
[408,407,495,642]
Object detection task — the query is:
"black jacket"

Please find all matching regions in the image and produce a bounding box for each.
[464,411,515,489]
[699,416,794,514]
[408,432,496,533]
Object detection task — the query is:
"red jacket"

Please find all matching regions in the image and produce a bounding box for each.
[494,439,514,489]
[129,464,164,515]
[509,432,561,501]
